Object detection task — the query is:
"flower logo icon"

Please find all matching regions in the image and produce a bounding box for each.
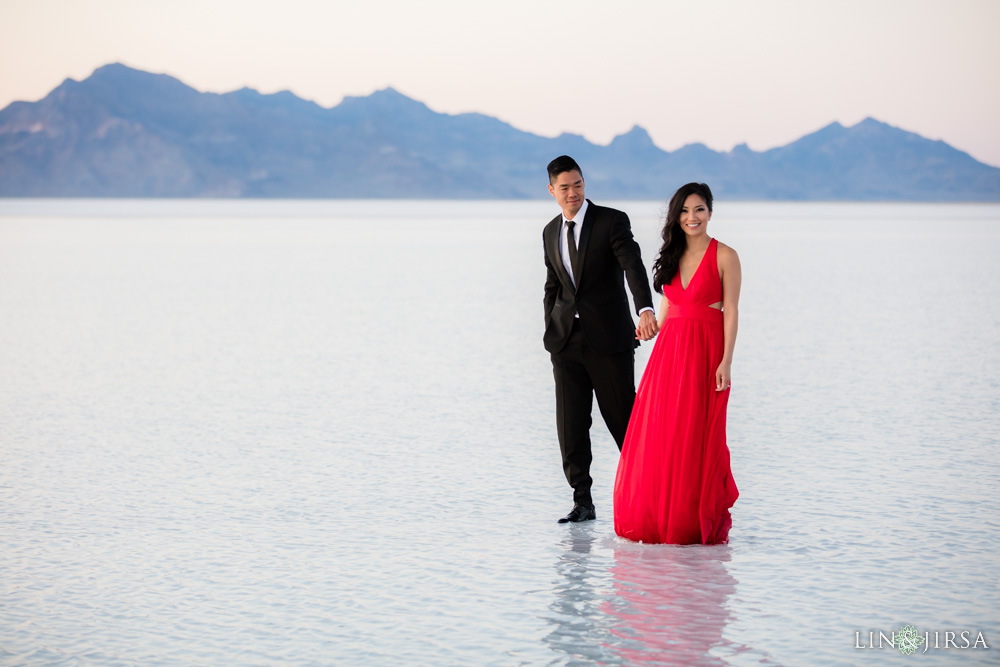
[896,625,925,655]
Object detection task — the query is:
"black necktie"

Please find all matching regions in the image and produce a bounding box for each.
[566,220,580,278]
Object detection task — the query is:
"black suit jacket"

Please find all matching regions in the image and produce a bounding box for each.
[543,200,654,355]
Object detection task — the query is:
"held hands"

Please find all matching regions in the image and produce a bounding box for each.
[635,311,659,341]
[716,361,732,392]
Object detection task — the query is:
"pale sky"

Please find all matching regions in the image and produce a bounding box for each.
[2,0,999,166]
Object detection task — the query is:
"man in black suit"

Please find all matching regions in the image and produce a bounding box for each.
[542,155,658,523]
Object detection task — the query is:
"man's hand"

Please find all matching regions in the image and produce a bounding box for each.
[635,310,659,341]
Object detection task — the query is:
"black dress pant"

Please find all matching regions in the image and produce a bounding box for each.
[551,319,635,508]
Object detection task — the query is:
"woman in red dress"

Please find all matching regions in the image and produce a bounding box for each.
[614,183,741,544]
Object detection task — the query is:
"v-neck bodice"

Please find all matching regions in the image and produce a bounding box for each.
[664,238,722,308]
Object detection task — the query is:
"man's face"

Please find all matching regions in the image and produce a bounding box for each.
[548,170,585,218]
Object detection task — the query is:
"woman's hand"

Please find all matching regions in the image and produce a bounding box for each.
[715,361,732,391]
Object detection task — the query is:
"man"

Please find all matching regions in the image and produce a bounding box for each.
[542,155,658,523]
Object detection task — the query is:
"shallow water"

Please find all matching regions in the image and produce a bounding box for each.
[1,200,998,665]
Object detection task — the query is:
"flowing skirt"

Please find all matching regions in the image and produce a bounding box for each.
[614,308,738,544]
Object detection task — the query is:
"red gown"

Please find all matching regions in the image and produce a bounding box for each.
[614,238,738,544]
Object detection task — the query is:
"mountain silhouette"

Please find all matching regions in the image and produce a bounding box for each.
[1,63,997,200]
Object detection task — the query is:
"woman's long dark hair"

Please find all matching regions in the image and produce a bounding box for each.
[651,182,714,293]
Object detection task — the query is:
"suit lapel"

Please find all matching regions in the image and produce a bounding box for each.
[546,217,576,293]
[574,200,593,287]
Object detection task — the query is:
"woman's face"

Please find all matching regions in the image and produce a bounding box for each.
[679,193,711,237]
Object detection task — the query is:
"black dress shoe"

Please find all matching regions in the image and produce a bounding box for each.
[558,504,596,523]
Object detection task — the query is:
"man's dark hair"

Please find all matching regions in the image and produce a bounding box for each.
[547,155,583,184]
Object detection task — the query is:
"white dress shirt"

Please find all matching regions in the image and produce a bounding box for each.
[560,199,589,289]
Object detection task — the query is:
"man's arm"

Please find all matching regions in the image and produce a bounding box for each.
[609,210,658,339]
[609,210,654,311]
[543,227,559,322]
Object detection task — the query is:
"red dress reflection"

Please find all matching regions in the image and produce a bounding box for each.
[604,543,737,665]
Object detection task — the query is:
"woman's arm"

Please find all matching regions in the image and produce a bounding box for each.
[716,243,742,391]
[657,293,670,329]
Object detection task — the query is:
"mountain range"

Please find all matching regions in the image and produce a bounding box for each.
[1,63,998,201]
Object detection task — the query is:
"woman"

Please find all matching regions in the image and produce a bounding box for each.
[613,183,741,544]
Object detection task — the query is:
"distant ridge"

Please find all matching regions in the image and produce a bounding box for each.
[1,63,998,201]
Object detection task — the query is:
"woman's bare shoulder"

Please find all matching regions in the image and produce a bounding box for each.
[716,240,740,263]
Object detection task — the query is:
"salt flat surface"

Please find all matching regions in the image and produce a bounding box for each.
[1,200,998,665]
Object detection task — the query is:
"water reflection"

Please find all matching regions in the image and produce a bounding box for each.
[544,525,622,665]
[545,528,746,666]
[604,542,739,665]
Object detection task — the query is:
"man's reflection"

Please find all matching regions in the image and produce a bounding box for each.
[543,525,622,665]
